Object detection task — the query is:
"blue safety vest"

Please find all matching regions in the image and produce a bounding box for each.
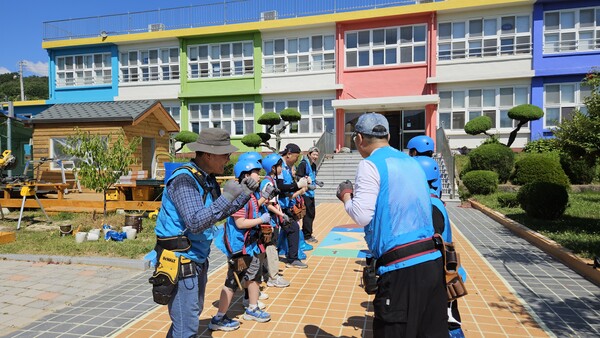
[300,156,317,198]
[363,146,442,275]
[155,163,216,263]
[220,194,261,257]
[278,162,294,209]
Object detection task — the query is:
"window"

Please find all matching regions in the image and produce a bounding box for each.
[262,98,335,135]
[345,24,427,68]
[163,104,182,125]
[263,34,335,73]
[188,41,253,79]
[438,15,531,61]
[544,7,600,53]
[189,102,254,135]
[544,83,591,127]
[438,86,529,130]
[56,53,111,87]
[119,47,179,83]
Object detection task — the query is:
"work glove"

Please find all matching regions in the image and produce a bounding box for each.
[307,184,317,191]
[260,184,277,200]
[336,180,354,202]
[222,180,243,202]
[296,177,308,189]
[259,213,271,224]
[281,213,291,224]
[241,177,259,195]
[315,180,325,187]
[307,176,313,185]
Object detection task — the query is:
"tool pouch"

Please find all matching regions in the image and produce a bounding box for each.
[229,253,253,273]
[291,197,307,221]
[443,242,468,301]
[362,257,378,295]
[260,225,273,246]
[148,249,180,305]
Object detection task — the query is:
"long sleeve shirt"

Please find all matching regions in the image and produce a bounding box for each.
[167,171,251,234]
[343,149,381,227]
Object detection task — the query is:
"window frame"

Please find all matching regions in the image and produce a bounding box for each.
[543,6,600,54]
[187,41,254,79]
[543,82,590,128]
[437,14,532,61]
[119,47,180,83]
[55,52,112,87]
[262,98,335,135]
[263,34,335,74]
[345,24,428,68]
[188,102,255,136]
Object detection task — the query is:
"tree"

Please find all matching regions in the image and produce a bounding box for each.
[464,116,493,137]
[0,73,49,101]
[62,129,141,219]
[506,104,544,147]
[241,108,302,152]
[553,69,600,166]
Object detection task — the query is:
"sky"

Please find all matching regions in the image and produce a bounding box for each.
[0,1,204,77]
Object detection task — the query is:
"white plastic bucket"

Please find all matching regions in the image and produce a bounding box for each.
[126,228,137,240]
[75,232,87,243]
[87,233,99,241]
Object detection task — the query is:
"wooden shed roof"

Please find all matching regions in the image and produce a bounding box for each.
[31,100,179,132]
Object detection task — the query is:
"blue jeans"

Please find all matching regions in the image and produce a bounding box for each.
[166,260,208,338]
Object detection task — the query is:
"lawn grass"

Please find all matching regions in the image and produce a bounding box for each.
[0,212,156,259]
[473,191,600,259]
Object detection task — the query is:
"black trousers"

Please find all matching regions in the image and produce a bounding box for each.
[302,195,316,239]
[282,208,300,261]
[373,257,448,338]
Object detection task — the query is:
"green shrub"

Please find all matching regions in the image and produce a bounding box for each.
[464,116,492,135]
[523,138,560,153]
[458,183,471,201]
[467,143,515,183]
[497,192,519,208]
[560,154,596,185]
[462,170,498,195]
[517,182,569,220]
[511,153,570,188]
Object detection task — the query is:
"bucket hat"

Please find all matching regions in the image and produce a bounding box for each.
[187,128,238,154]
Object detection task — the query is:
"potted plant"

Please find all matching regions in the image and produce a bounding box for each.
[161,130,198,182]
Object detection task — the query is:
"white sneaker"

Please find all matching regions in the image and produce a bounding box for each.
[242,298,266,310]
[266,275,290,288]
[259,291,269,300]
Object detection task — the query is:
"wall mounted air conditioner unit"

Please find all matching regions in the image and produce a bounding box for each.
[261,10,278,21]
[148,23,166,32]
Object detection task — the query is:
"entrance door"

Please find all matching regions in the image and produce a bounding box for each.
[141,137,155,176]
[401,110,426,149]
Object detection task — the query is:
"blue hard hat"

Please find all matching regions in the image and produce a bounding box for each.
[238,151,262,163]
[414,156,440,188]
[407,135,435,154]
[262,153,283,173]
[234,159,262,179]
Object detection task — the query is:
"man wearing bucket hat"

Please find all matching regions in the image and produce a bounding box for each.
[153,128,259,337]
[337,113,447,337]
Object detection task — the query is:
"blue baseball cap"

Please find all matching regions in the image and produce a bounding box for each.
[354,113,389,137]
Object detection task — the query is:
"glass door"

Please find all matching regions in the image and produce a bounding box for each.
[401,110,426,150]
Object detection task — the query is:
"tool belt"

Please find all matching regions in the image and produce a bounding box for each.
[362,256,378,295]
[259,225,274,246]
[148,235,192,305]
[228,252,253,273]
[291,196,307,221]
[376,236,442,270]
[441,241,468,301]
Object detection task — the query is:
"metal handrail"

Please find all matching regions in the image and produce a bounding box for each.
[43,0,445,41]
[437,42,532,61]
[436,126,455,199]
[312,131,335,170]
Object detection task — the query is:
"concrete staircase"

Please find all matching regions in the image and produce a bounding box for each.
[314,152,363,203]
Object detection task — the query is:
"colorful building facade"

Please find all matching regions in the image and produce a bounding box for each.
[38,0,599,154]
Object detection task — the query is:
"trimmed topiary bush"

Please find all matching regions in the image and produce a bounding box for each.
[467,143,515,183]
[497,192,519,208]
[462,170,498,195]
[464,116,493,136]
[511,153,570,188]
[559,153,596,185]
[517,182,569,220]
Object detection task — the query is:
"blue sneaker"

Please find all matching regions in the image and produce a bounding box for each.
[208,314,240,331]
[243,307,271,323]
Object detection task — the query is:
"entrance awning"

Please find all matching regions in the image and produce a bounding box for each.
[332,94,439,112]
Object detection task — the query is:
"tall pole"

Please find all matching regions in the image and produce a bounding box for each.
[18,60,26,101]
[7,101,13,177]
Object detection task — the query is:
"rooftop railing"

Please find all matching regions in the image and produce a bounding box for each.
[43,0,443,41]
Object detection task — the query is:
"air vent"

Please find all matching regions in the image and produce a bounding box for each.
[260,10,278,21]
